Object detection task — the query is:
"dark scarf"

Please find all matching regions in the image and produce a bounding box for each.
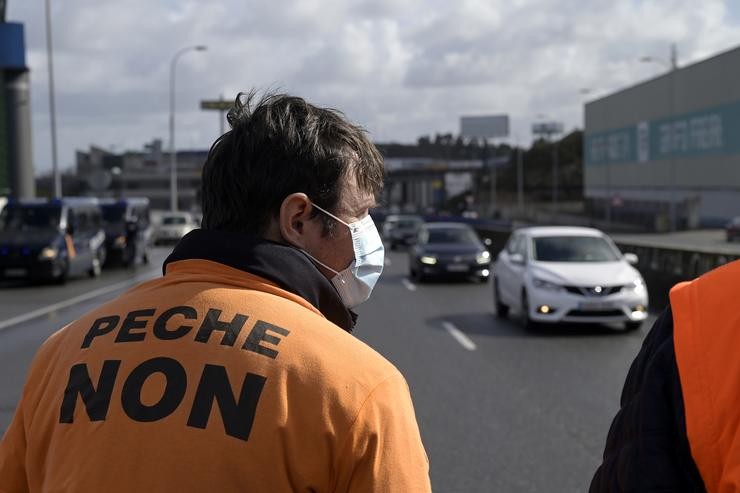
[163,229,356,332]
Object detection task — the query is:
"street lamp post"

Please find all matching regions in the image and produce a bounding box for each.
[44,0,61,198]
[169,45,207,212]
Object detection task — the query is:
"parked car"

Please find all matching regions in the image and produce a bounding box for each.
[726,217,740,242]
[0,198,106,283]
[493,226,648,331]
[152,211,198,245]
[100,198,152,267]
[383,214,424,249]
[408,222,491,282]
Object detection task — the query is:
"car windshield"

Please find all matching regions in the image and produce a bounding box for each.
[0,205,62,232]
[101,204,126,223]
[162,216,187,225]
[427,227,479,245]
[397,219,422,229]
[533,236,621,262]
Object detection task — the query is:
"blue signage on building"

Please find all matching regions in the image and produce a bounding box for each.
[585,99,740,166]
[0,22,26,70]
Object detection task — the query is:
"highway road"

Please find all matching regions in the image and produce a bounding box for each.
[0,245,659,492]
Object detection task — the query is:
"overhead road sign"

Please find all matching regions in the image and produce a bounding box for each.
[200,100,232,111]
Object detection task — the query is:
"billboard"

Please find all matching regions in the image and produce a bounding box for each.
[532,121,564,136]
[460,115,509,139]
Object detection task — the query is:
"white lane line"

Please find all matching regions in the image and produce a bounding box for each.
[0,274,157,332]
[442,321,477,351]
[401,278,417,291]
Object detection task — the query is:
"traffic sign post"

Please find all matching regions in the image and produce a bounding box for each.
[460,115,510,218]
[200,97,232,136]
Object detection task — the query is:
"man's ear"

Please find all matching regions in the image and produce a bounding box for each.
[279,192,313,248]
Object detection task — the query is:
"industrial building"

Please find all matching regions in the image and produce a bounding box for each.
[584,44,740,230]
[75,139,205,211]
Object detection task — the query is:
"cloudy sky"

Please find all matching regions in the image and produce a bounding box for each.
[8,0,740,175]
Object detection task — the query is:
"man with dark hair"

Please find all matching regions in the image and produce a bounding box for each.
[0,92,431,492]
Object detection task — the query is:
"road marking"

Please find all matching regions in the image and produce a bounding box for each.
[442,321,477,351]
[0,274,157,332]
[402,278,417,291]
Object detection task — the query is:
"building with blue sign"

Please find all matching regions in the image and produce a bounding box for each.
[584,45,740,230]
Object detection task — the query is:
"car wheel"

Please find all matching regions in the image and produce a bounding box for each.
[123,244,136,268]
[520,290,537,330]
[494,280,509,318]
[54,259,69,285]
[624,321,643,332]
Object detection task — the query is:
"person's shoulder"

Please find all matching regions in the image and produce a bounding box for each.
[297,309,401,381]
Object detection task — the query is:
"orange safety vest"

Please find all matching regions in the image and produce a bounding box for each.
[670,260,740,493]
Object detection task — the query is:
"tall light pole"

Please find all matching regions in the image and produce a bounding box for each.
[44,0,61,198]
[641,43,678,230]
[169,45,207,212]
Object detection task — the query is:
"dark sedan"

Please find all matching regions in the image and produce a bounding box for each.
[726,217,740,242]
[408,222,491,282]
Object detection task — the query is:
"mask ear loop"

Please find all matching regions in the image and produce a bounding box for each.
[302,202,354,285]
[311,202,351,228]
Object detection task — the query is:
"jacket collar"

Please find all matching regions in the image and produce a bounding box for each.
[163,229,356,332]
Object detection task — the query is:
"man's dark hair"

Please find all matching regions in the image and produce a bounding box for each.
[201,91,384,236]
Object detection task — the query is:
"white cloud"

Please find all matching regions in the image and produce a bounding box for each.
[6,0,740,175]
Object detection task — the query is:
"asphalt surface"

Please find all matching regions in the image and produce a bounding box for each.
[0,245,658,492]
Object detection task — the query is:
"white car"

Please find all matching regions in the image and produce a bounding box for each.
[153,212,198,245]
[493,226,648,331]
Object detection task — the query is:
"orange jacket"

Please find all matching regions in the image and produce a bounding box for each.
[0,259,430,492]
[671,260,740,493]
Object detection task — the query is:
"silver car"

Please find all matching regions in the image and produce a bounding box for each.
[153,212,198,245]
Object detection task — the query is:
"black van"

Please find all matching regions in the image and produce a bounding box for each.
[100,198,152,267]
[0,198,106,283]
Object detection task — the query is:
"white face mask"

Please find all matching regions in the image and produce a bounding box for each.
[302,203,385,309]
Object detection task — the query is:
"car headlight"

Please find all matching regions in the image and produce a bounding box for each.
[38,247,58,260]
[632,278,646,293]
[476,251,491,264]
[532,277,563,292]
[420,255,438,265]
